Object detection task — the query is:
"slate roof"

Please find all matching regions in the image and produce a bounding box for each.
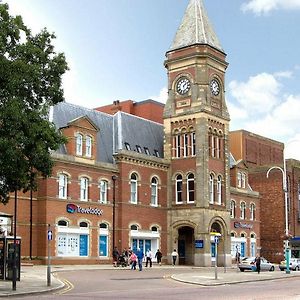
[170,0,223,52]
[51,102,164,164]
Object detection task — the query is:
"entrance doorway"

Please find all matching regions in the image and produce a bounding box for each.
[178,226,194,265]
[210,221,224,266]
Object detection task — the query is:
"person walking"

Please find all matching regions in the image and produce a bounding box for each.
[136,248,144,271]
[145,249,153,267]
[255,255,261,274]
[171,249,178,266]
[130,251,137,270]
[236,251,241,264]
[112,247,119,267]
[155,249,162,266]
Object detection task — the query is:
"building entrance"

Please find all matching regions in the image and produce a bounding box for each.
[178,226,194,265]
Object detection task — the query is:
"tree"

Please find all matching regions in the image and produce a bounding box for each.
[0,3,68,203]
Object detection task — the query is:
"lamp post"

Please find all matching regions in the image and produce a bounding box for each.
[266,160,290,274]
[111,175,117,257]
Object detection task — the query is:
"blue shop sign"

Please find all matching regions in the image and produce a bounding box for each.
[195,240,204,248]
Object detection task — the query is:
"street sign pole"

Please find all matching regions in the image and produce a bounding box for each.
[47,224,52,286]
[214,236,218,280]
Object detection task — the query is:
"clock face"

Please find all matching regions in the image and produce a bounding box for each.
[176,77,191,95]
[210,79,220,96]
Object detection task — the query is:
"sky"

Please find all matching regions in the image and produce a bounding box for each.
[4,0,300,160]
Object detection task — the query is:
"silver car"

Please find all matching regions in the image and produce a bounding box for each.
[239,257,275,272]
[279,258,300,271]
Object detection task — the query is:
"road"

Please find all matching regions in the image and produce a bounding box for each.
[13,268,300,300]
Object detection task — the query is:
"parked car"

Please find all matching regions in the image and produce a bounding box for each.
[279,258,300,271]
[239,257,275,272]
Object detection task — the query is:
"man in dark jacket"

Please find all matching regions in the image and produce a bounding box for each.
[255,255,261,274]
[136,248,144,271]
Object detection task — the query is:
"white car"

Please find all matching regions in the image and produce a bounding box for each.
[279,258,300,271]
[239,257,275,272]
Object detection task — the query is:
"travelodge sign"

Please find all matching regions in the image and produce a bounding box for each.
[66,204,103,216]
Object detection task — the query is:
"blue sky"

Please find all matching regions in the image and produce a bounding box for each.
[4,0,300,159]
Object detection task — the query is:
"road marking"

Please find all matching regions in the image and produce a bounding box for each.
[53,277,74,295]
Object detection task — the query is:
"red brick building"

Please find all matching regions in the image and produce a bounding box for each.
[3,0,299,266]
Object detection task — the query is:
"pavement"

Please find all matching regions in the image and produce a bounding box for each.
[0,263,299,297]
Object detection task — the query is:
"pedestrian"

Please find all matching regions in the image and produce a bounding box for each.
[171,249,178,266]
[130,251,137,270]
[155,249,162,266]
[136,248,144,271]
[255,255,261,274]
[236,251,241,264]
[112,247,119,267]
[145,249,153,267]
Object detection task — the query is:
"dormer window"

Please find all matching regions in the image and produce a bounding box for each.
[125,142,131,151]
[76,133,83,155]
[136,145,142,153]
[154,150,160,157]
[144,147,150,155]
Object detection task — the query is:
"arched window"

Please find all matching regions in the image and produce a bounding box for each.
[209,174,214,204]
[241,233,246,238]
[99,180,108,204]
[240,202,246,220]
[130,173,138,204]
[230,232,235,237]
[76,133,83,156]
[175,174,183,204]
[241,173,246,188]
[99,223,108,257]
[237,172,242,188]
[176,134,181,158]
[58,220,68,226]
[58,174,68,199]
[183,133,189,157]
[151,226,158,232]
[187,173,195,203]
[211,135,215,157]
[100,223,108,229]
[216,175,222,205]
[80,222,88,227]
[230,200,236,218]
[130,224,138,231]
[191,132,196,156]
[80,177,89,201]
[151,177,158,206]
[250,203,255,220]
[86,135,92,157]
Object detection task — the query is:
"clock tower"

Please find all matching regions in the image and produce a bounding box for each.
[164,0,231,266]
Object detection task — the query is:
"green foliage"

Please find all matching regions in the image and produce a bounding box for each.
[0,3,68,203]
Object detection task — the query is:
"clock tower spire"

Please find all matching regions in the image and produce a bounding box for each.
[164,0,231,267]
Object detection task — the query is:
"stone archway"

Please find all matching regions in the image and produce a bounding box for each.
[210,221,226,266]
[178,226,194,265]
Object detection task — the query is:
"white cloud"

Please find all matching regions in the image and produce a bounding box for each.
[241,0,300,15]
[285,136,300,160]
[228,73,280,114]
[227,101,248,121]
[228,70,300,160]
[149,87,168,103]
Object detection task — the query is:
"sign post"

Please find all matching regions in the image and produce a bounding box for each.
[214,236,219,280]
[210,232,221,280]
[47,225,52,286]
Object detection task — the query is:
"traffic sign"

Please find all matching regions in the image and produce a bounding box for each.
[214,236,219,244]
[47,230,53,241]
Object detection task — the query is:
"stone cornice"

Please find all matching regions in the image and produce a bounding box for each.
[51,152,118,173]
[113,150,170,170]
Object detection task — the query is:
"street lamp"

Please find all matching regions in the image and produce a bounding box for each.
[111,175,117,257]
[266,158,290,274]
